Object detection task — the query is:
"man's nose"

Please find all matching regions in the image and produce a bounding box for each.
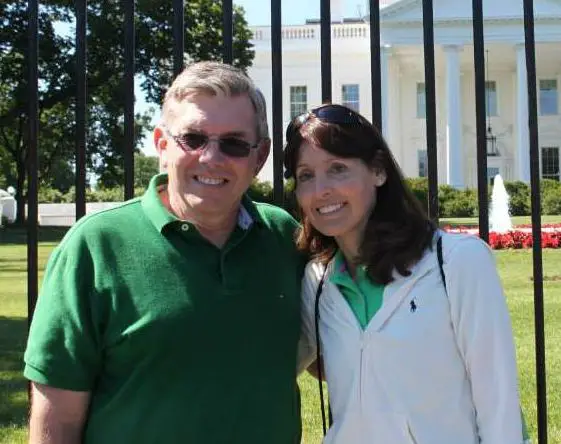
[198,139,225,164]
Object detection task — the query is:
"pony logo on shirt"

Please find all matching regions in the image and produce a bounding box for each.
[410,299,417,313]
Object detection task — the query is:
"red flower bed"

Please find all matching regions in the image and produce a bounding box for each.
[444,223,561,249]
[488,231,561,249]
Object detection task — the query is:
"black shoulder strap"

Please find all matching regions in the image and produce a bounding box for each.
[314,268,330,435]
[437,236,447,294]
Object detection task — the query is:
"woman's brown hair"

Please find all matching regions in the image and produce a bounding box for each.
[284,104,436,285]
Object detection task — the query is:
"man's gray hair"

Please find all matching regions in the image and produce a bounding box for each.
[162,61,269,140]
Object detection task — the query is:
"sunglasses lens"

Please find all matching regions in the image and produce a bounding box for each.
[314,105,360,125]
[182,133,208,150]
[219,138,252,158]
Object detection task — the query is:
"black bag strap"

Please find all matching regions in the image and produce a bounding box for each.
[437,236,447,294]
[314,267,330,435]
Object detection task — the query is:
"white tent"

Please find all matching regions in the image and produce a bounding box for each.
[0,188,16,224]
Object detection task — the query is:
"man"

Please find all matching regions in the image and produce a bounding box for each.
[24,61,305,444]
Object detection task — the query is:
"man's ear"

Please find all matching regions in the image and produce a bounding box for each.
[154,126,168,171]
[254,138,271,176]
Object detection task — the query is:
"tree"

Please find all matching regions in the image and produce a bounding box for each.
[0,0,254,223]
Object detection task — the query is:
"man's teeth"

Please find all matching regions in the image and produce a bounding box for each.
[196,176,225,185]
[318,203,344,214]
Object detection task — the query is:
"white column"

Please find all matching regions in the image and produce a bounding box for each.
[516,44,531,183]
[381,45,391,140]
[444,45,464,188]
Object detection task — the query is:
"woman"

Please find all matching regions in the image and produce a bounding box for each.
[288,104,527,443]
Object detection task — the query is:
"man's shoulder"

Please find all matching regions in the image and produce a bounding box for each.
[252,201,299,232]
[57,198,145,251]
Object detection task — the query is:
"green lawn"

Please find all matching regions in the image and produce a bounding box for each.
[1,226,560,443]
[441,214,561,228]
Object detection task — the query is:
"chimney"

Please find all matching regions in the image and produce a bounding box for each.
[331,0,344,23]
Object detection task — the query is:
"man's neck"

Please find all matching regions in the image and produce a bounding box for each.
[160,189,238,248]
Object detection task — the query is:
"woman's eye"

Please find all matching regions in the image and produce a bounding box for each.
[296,171,313,182]
[330,163,348,174]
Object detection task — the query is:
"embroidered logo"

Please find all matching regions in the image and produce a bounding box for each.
[410,299,417,313]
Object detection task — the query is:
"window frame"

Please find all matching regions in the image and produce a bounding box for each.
[342,84,360,112]
[416,82,426,119]
[289,86,308,119]
[541,146,560,181]
[539,79,558,116]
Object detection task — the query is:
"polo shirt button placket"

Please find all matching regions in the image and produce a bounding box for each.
[181,224,189,232]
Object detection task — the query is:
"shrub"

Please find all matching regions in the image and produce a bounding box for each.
[503,181,530,216]
[441,189,478,217]
[543,192,561,215]
[405,178,428,209]
[38,187,66,203]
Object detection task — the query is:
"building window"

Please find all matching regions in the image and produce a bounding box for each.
[418,150,428,177]
[342,84,360,112]
[542,147,560,181]
[487,167,500,185]
[485,81,498,116]
[290,86,307,118]
[416,83,426,118]
[539,80,558,116]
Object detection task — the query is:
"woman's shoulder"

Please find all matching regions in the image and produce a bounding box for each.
[438,230,495,267]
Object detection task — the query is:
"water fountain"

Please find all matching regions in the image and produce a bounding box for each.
[490,174,513,233]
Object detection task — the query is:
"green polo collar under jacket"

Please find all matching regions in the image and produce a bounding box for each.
[329,250,385,329]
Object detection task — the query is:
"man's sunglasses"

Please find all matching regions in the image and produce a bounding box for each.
[167,131,260,158]
[285,104,368,143]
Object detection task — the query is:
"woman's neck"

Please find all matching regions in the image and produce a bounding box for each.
[335,234,361,278]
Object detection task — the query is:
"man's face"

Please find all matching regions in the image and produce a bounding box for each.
[155,93,269,222]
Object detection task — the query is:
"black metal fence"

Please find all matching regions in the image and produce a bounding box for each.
[26,0,548,442]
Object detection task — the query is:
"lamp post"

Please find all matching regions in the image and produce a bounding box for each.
[485,49,499,156]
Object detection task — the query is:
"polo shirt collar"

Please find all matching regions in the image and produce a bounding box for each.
[141,173,265,233]
[329,249,369,287]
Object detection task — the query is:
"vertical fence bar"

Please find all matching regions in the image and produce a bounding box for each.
[123,0,135,200]
[27,0,39,329]
[523,1,548,442]
[320,0,332,103]
[421,0,439,221]
[471,0,489,243]
[222,0,233,64]
[369,0,382,130]
[271,0,284,206]
[173,0,185,77]
[76,0,87,221]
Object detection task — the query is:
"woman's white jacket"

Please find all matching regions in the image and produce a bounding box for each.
[298,232,525,444]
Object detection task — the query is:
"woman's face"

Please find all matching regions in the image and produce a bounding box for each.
[295,141,386,244]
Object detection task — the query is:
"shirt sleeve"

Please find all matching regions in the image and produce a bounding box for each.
[296,262,321,375]
[24,233,103,391]
[445,236,524,443]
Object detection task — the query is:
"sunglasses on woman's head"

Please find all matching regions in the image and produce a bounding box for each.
[285,104,368,143]
[168,131,260,158]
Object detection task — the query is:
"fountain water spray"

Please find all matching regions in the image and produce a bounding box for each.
[490,174,513,233]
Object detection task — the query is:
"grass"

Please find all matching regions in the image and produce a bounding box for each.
[1,225,560,443]
[441,214,561,228]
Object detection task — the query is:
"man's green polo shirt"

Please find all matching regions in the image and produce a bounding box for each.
[329,250,384,329]
[24,174,306,444]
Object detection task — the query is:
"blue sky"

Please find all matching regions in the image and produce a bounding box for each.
[234,0,367,26]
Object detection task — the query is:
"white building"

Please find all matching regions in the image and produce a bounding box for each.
[251,0,561,188]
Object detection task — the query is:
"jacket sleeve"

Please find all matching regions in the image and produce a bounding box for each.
[296,262,321,375]
[445,236,524,443]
